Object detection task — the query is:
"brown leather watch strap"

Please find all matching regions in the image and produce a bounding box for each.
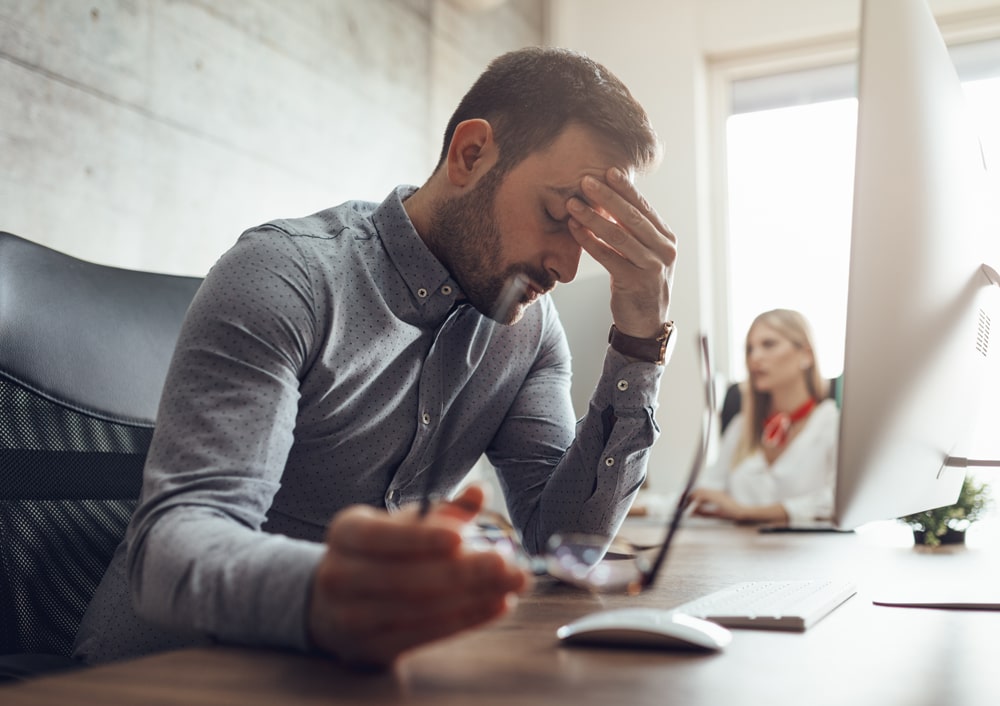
[608,322,676,365]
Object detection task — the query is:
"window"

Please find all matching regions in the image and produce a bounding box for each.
[725,87,856,379]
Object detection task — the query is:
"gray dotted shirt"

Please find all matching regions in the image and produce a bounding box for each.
[73,186,664,664]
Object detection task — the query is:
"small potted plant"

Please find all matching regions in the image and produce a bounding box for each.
[901,475,991,547]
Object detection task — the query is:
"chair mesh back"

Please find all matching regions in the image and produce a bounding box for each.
[0,377,150,656]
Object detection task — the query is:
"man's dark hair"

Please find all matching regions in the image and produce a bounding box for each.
[436,46,661,176]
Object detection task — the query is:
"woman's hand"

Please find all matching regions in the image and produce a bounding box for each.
[688,488,748,521]
[688,488,790,524]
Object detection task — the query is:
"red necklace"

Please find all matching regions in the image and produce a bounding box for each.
[762,398,817,449]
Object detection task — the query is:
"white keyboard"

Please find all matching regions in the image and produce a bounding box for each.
[672,579,857,631]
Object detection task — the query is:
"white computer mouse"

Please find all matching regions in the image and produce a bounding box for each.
[557,608,733,652]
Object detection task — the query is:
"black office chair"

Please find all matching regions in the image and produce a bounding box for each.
[719,376,842,434]
[0,232,202,681]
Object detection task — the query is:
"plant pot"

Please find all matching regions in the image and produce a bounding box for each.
[912,527,967,546]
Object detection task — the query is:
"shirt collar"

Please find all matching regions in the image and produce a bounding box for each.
[373,186,464,325]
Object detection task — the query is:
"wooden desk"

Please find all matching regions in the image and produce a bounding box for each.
[5,521,999,706]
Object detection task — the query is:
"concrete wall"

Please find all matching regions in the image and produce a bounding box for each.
[1,0,545,276]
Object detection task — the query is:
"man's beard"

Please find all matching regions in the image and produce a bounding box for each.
[428,170,553,325]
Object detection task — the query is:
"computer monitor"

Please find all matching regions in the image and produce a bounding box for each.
[833,0,1000,530]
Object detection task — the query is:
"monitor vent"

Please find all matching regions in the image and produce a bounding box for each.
[976,308,991,357]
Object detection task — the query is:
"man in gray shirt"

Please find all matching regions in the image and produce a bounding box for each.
[74,47,678,668]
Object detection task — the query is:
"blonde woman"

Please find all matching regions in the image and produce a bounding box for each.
[689,309,839,525]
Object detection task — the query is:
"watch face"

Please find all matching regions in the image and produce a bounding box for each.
[661,324,677,365]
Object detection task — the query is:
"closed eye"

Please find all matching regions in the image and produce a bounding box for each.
[544,209,569,232]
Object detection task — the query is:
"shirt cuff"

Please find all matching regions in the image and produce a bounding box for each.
[596,346,664,414]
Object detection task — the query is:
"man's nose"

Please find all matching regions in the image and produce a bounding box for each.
[545,233,582,284]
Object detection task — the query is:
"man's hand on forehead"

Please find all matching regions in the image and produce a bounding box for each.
[564,166,677,339]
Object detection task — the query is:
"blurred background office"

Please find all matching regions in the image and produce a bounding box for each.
[3,0,999,501]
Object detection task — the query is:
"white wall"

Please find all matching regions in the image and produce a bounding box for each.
[547,0,1000,494]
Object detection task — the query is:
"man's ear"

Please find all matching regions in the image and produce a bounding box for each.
[445,119,498,188]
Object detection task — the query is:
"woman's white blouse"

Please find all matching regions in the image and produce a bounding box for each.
[699,399,840,524]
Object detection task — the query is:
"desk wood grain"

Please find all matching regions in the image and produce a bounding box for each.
[5,523,999,706]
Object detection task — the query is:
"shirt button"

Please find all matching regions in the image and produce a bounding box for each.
[421,412,431,425]
[441,285,453,295]
[617,379,629,391]
[417,288,428,298]
[605,457,615,467]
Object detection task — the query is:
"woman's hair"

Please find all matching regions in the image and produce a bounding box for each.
[734,308,828,464]
[435,46,661,178]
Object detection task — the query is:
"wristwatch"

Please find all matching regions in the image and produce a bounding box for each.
[608,321,676,365]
